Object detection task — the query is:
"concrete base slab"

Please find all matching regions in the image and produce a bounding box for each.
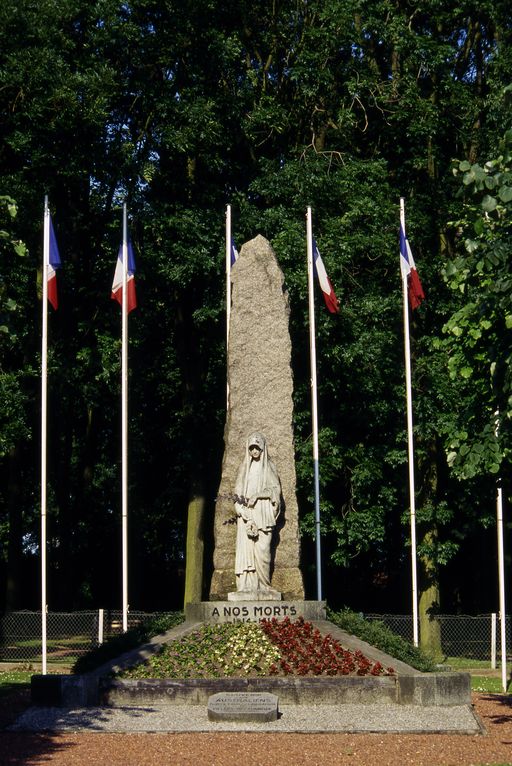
[9,703,483,734]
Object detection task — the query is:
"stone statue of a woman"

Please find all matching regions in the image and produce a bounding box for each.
[233,432,281,595]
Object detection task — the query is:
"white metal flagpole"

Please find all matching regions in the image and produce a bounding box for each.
[495,411,507,692]
[497,479,507,691]
[226,204,232,349]
[400,197,419,647]
[121,203,129,633]
[306,207,323,602]
[226,204,232,410]
[41,196,50,674]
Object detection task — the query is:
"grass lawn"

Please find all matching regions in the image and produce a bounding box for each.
[446,656,494,670]
[0,670,32,699]
[471,675,511,693]
[445,657,511,693]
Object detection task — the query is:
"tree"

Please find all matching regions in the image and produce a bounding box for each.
[0,0,511,619]
[0,196,31,610]
[442,125,512,480]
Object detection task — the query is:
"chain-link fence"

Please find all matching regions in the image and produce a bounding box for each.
[1,610,510,666]
[0,610,168,664]
[363,613,512,663]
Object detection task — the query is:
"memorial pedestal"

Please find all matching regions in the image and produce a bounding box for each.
[228,588,282,601]
[186,600,326,624]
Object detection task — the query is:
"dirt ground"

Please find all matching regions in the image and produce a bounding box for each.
[0,691,511,766]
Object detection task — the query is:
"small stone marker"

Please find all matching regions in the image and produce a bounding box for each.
[207,691,279,722]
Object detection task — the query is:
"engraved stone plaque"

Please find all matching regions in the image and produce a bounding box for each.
[207,691,279,722]
[187,600,326,624]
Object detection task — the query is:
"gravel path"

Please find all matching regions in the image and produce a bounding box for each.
[8,701,481,734]
[2,693,511,766]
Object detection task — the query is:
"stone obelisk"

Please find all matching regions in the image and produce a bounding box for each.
[209,235,304,601]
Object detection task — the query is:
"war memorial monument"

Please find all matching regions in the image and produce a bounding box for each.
[190,233,323,625]
[28,235,474,731]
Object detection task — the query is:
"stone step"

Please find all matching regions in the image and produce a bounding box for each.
[99,674,398,707]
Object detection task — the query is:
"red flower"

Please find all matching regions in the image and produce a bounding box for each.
[259,616,384,677]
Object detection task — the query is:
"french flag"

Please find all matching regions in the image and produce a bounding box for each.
[47,216,61,310]
[313,238,339,314]
[400,225,425,310]
[230,239,238,267]
[111,240,137,313]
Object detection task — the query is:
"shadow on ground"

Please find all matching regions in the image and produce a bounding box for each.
[481,693,512,726]
[0,732,75,765]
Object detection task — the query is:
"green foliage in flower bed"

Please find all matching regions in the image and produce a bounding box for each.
[121,622,280,678]
[72,612,184,674]
[327,608,436,672]
[119,617,393,679]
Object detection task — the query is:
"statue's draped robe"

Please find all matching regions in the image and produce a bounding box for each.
[234,433,280,589]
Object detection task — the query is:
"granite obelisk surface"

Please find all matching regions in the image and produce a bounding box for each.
[210,235,304,600]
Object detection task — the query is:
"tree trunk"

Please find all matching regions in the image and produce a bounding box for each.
[184,481,205,606]
[418,528,443,660]
[419,590,442,659]
[416,440,443,659]
[174,292,209,608]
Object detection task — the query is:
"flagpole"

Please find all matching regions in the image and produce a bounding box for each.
[497,480,507,692]
[41,196,49,674]
[400,197,419,647]
[495,412,507,692]
[226,205,232,347]
[226,205,232,410]
[121,203,129,633]
[306,207,323,602]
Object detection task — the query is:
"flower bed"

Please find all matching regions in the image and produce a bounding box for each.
[262,617,393,676]
[119,617,394,679]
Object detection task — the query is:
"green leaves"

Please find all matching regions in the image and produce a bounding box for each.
[499,185,512,203]
[447,422,502,479]
[0,195,31,457]
[482,194,497,212]
[442,138,512,480]
[453,150,512,219]
[0,0,511,613]
[119,622,281,679]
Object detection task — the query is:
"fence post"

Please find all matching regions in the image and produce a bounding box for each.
[98,608,104,646]
[491,612,497,670]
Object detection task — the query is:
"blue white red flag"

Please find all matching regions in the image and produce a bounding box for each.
[399,225,425,310]
[111,240,137,313]
[47,216,61,310]
[313,238,339,314]
[230,239,238,267]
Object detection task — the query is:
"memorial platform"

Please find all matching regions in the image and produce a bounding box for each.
[30,608,471,710]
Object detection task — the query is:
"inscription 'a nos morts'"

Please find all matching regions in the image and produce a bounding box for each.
[209,604,298,622]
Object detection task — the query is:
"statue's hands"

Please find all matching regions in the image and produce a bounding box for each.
[247,495,258,508]
[245,519,258,539]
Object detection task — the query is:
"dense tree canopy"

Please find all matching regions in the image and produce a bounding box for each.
[0,0,511,622]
